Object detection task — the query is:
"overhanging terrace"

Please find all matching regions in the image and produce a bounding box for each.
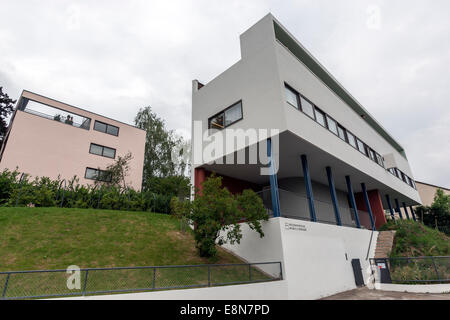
[273,20,407,159]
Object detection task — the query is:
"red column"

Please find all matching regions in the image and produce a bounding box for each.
[355,189,387,229]
[194,168,206,197]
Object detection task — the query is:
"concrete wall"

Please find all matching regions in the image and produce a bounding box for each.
[222,217,378,300]
[0,91,146,190]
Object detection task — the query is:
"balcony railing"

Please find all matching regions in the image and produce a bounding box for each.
[257,188,374,229]
[23,108,91,130]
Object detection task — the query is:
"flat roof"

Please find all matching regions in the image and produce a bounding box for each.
[272,18,407,159]
[19,89,145,131]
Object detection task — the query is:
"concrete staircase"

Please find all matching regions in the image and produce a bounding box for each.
[375,231,396,258]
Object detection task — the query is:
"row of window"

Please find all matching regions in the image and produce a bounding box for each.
[94,120,119,136]
[89,143,116,159]
[208,101,243,130]
[285,84,386,168]
[85,167,112,182]
[388,167,417,189]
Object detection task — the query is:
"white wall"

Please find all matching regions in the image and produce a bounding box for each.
[223,217,378,300]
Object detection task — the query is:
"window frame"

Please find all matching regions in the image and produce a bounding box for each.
[284,84,300,109]
[314,107,327,128]
[337,124,347,142]
[299,94,316,120]
[346,130,358,149]
[326,115,339,136]
[94,120,120,137]
[84,167,112,182]
[89,143,116,159]
[208,100,243,131]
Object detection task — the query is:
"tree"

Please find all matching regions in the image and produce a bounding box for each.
[0,87,16,150]
[172,175,268,258]
[134,106,188,191]
[95,152,133,191]
[416,189,450,233]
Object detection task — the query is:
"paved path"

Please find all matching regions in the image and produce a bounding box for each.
[322,287,450,300]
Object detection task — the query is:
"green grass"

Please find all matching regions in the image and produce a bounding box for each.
[379,220,450,284]
[0,207,273,298]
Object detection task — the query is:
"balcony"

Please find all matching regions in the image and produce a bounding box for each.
[18,98,91,130]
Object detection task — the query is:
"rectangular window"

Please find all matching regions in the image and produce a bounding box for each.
[368,148,376,161]
[401,172,408,183]
[337,125,346,141]
[300,96,315,119]
[315,108,326,127]
[94,121,119,136]
[356,138,366,155]
[347,131,357,149]
[376,153,385,167]
[89,143,116,159]
[208,101,243,131]
[327,116,338,135]
[285,85,299,108]
[224,101,243,127]
[85,167,112,182]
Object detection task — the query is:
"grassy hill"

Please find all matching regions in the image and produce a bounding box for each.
[0,207,245,271]
[379,220,449,257]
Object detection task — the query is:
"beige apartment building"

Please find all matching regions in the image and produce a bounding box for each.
[0,90,146,190]
[415,181,450,206]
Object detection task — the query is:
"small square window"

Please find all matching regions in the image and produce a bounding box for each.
[103,147,116,159]
[356,139,366,155]
[347,131,357,148]
[85,168,98,180]
[337,125,346,141]
[89,144,103,156]
[209,113,225,130]
[94,121,107,133]
[106,125,119,136]
[224,102,243,126]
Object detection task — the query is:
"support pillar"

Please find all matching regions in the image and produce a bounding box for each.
[301,154,316,222]
[345,176,361,229]
[385,195,395,220]
[268,138,281,218]
[361,183,376,230]
[326,167,342,226]
[410,206,417,222]
[395,199,403,220]
[403,202,410,220]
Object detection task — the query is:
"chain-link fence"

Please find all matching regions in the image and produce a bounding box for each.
[370,256,450,284]
[0,262,282,300]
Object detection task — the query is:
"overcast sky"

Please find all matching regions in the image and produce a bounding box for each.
[1,0,449,188]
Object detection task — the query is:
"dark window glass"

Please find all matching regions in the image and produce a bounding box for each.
[315,108,326,127]
[209,113,225,130]
[368,148,376,161]
[337,125,346,141]
[376,153,384,167]
[300,96,315,119]
[401,172,408,183]
[85,168,98,180]
[103,147,116,159]
[106,125,119,136]
[89,144,103,156]
[327,116,338,135]
[347,131,357,148]
[224,102,243,126]
[94,121,107,133]
[285,86,299,108]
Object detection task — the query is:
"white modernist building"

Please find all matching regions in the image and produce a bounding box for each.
[191,14,422,299]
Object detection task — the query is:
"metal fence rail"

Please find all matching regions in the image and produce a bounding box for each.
[0,262,282,300]
[370,256,450,284]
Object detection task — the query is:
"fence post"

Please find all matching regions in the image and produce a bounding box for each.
[430,257,441,282]
[153,267,156,290]
[82,270,89,296]
[208,266,211,287]
[2,273,11,299]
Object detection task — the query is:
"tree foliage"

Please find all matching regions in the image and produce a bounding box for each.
[134,106,188,186]
[95,152,133,191]
[415,189,450,234]
[0,87,16,149]
[171,175,268,258]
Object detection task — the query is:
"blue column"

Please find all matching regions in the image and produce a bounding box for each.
[402,202,410,220]
[326,167,342,226]
[267,138,281,218]
[395,199,403,220]
[301,155,317,222]
[385,195,395,220]
[409,206,417,222]
[361,183,376,231]
[345,176,361,229]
